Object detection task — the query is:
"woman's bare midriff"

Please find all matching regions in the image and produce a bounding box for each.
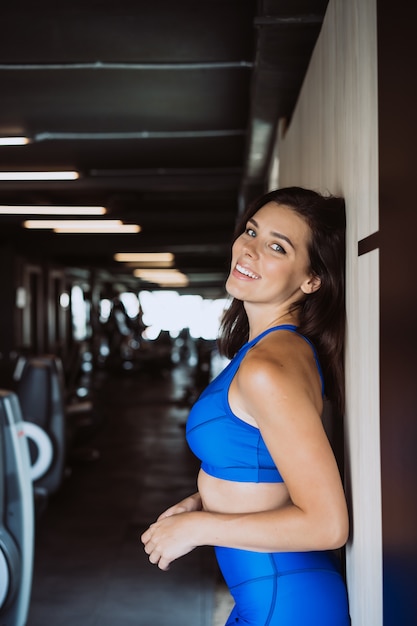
[198,468,291,514]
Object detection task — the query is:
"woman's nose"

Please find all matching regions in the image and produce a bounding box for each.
[242,239,259,258]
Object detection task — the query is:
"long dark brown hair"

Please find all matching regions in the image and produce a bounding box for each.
[218,187,346,415]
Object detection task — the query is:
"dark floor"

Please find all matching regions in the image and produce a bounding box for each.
[26,361,218,626]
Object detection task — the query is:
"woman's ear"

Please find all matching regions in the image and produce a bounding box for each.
[300,274,321,294]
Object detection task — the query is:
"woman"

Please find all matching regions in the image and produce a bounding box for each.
[141,187,350,625]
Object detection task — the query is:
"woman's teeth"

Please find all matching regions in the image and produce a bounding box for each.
[236,264,260,279]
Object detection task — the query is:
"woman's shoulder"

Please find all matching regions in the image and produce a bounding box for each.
[250,327,312,365]
[237,330,321,405]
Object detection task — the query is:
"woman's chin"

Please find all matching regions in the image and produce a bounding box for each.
[225,276,245,299]
[225,276,237,296]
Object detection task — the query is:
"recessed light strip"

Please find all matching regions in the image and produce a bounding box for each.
[114,252,174,263]
[23,219,141,234]
[0,137,31,146]
[0,171,79,180]
[133,269,188,286]
[0,206,106,215]
[24,219,122,229]
[54,225,140,233]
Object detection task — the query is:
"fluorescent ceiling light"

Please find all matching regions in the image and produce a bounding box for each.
[0,137,31,146]
[23,219,141,233]
[0,171,79,180]
[54,225,140,233]
[114,252,174,263]
[133,269,189,286]
[24,219,123,229]
[133,269,183,280]
[0,206,106,215]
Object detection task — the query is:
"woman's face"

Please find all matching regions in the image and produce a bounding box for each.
[225,202,320,308]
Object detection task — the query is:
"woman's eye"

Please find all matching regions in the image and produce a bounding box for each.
[245,227,256,237]
[271,243,286,254]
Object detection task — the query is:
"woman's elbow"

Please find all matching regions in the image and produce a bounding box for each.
[320,511,349,550]
[328,522,349,549]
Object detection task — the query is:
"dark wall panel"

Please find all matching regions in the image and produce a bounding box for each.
[378,2,417,624]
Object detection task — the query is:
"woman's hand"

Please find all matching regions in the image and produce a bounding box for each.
[156,492,202,521]
[141,511,201,571]
[141,493,203,570]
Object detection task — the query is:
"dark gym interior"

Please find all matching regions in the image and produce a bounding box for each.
[0,3,348,625]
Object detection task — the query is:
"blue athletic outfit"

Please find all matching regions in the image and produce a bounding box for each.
[186,325,350,625]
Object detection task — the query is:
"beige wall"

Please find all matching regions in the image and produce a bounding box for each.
[271,1,381,624]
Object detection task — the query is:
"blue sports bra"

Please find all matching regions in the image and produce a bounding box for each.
[186,324,324,483]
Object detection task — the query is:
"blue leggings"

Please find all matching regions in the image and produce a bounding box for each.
[215,546,350,626]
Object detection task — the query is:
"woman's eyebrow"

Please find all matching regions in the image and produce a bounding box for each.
[249,217,295,250]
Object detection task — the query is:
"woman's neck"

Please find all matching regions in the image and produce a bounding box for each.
[245,304,299,341]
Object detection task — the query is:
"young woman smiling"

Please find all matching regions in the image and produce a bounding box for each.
[142,187,350,625]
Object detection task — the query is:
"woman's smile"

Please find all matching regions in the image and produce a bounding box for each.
[233,263,261,280]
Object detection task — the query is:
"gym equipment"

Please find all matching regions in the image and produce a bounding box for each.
[0,390,34,626]
[15,356,66,495]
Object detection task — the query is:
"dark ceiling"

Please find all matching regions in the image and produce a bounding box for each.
[0,0,328,296]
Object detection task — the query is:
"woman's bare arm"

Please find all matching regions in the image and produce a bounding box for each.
[156,492,202,520]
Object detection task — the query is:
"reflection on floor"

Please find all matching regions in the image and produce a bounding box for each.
[27,362,221,626]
